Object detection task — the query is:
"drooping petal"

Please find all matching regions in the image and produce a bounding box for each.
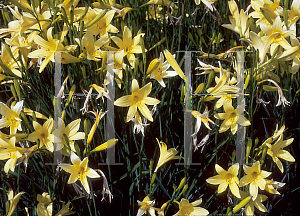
[277,149,295,162]
[86,168,100,178]
[70,152,81,166]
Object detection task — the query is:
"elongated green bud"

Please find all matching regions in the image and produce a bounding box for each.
[11,84,17,101]
[149,159,154,172]
[60,6,69,25]
[175,178,186,192]
[197,28,202,36]
[205,70,214,89]
[246,139,252,164]
[233,196,252,213]
[211,31,216,43]
[283,7,289,30]
[61,110,66,121]
[284,0,289,8]
[244,74,250,90]
[254,138,259,147]
[151,173,157,185]
[216,32,222,48]
[260,146,268,165]
[84,119,90,138]
[64,84,76,109]
[261,9,273,25]
[14,79,21,101]
[188,32,197,47]
[79,4,89,22]
[70,5,74,26]
[232,150,236,163]
[178,185,188,197]
[84,9,107,29]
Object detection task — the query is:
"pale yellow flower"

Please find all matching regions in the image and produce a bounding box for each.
[238,191,268,215]
[0,100,23,134]
[137,196,156,216]
[206,163,240,198]
[239,161,271,200]
[114,79,160,122]
[27,118,55,152]
[37,192,52,216]
[54,201,75,216]
[0,137,22,174]
[173,198,209,216]
[59,152,100,194]
[7,188,25,216]
[154,138,182,172]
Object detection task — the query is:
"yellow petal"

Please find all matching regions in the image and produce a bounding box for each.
[163,49,185,80]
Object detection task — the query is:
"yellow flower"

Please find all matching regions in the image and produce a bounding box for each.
[0,43,22,77]
[206,163,241,198]
[111,26,145,67]
[238,191,268,215]
[53,118,85,154]
[147,52,177,88]
[137,196,156,216]
[222,0,249,38]
[260,16,293,55]
[7,188,25,216]
[59,152,100,194]
[77,29,110,61]
[192,107,215,131]
[86,110,107,146]
[85,9,119,37]
[265,179,285,195]
[37,192,52,216]
[54,201,75,216]
[114,79,160,122]
[112,6,133,20]
[214,103,251,135]
[28,27,80,73]
[266,133,295,173]
[27,118,55,152]
[0,100,23,134]
[0,137,23,174]
[173,198,209,216]
[154,138,182,172]
[127,112,150,136]
[239,161,271,200]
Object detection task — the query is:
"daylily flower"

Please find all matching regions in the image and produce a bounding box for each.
[154,138,182,172]
[0,43,22,77]
[137,196,156,216]
[110,26,145,67]
[114,79,160,122]
[238,191,268,215]
[147,52,177,88]
[85,9,118,37]
[86,110,107,146]
[0,137,22,174]
[59,152,100,194]
[112,6,133,20]
[195,0,216,11]
[54,201,75,216]
[0,100,23,134]
[214,102,251,135]
[27,118,55,152]
[239,161,271,200]
[266,133,295,173]
[206,163,241,198]
[7,189,25,216]
[260,16,293,55]
[37,192,52,216]
[173,198,209,216]
[265,179,285,195]
[128,112,150,136]
[28,27,80,73]
[192,107,215,132]
[53,118,85,154]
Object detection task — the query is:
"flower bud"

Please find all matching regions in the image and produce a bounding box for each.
[175,177,186,192]
[232,196,252,213]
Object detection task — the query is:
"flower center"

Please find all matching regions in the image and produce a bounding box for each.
[251,171,259,180]
[180,204,193,215]
[78,166,85,175]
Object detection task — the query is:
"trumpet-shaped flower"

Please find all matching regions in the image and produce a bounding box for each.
[239,161,271,200]
[0,101,23,134]
[85,9,118,37]
[0,137,23,174]
[265,179,285,195]
[154,138,182,172]
[110,26,145,67]
[114,79,160,122]
[260,16,293,55]
[59,152,100,194]
[0,43,22,77]
[37,192,52,216]
[27,118,55,152]
[53,118,85,154]
[266,134,295,173]
[54,201,75,216]
[173,198,209,216]
[238,191,268,215]
[7,189,25,216]
[28,27,80,73]
[147,52,177,88]
[214,103,250,135]
[206,163,241,198]
[137,196,156,216]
